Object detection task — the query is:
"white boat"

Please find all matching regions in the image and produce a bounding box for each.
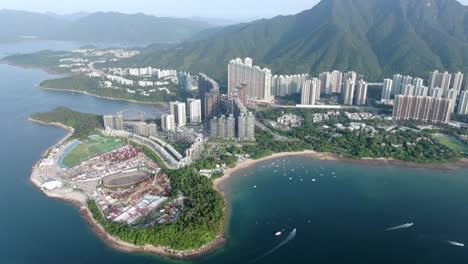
[448,241,465,247]
[275,231,282,236]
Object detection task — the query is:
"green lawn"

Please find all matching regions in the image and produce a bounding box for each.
[434,135,468,153]
[62,137,124,167]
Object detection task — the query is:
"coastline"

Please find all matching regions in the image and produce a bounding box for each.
[28,119,468,260]
[0,60,67,76]
[27,117,225,259]
[38,86,170,107]
[214,150,468,190]
[1,60,170,107]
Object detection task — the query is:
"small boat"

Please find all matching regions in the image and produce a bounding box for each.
[275,231,282,236]
[448,241,465,247]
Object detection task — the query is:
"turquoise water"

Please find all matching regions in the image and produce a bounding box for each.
[1,41,468,264]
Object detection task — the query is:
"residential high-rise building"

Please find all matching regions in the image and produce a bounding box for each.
[458,91,468,115]
[401,84,415,96]
[161,114,175,131]
[170,101,186,128]
[381,79,393,100]
[430,87,444,98]
[330,71,343,94]
[414,86,429,97]
[451,72,464,95]
[392,95,454,124]
[271,74,308,96]
[210,115,236,140]
[236,83,248,106]
[103,115,115,129]
[198,73,219,120]
[412,78,424,89]
[429,70,452,91]
[354,79,368,105]
[178,71,192,90]
[228,58,272,100]
[342,76,356,105]
[187,98,202,124]
[147,123,158,137]
[103,114,124,130]
[392,74,403,95]
[319,72,331,94]
[301,79,320,105]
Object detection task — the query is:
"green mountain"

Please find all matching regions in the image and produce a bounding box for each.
[0,10,212,44]
[127,0,468,82]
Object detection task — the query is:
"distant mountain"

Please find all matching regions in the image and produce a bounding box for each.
[0,10,213,44]
[127,0,468,82]
[45,11,90,21]
[0,9,65,41]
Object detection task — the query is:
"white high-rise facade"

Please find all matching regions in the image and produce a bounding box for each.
[342,72,357,105]
[228,58,272,100]
[429,70,452,91]
[330,71,343,94]
[342,80,355,105]
[170,101,186,128]
[354,80,368,106]
[301,79,320,105]
[161,114,175,131]
[451,72,464,95]
[381,79,393,100]
[458,91,468,115]
[187,98,202,124]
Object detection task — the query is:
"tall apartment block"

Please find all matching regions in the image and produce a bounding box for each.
[228,57,272,100]
[381,79,393,100]
[354,79,368,106]
[103,114,124,130]
[392,95,454,124]
[198,73,219,120]
[187,98,202,124]
[301,79,320,105]
[170,101,186,128]
[458,91,468,115]
[161,114,175,131]
[429,70,452,91]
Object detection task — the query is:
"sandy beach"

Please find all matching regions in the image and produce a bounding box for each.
[28,119,468,259]
[214,150,468,190]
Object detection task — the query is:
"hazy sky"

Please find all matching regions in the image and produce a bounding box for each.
[1,0,468,20]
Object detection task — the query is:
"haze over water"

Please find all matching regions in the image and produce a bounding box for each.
[1,41,467,264]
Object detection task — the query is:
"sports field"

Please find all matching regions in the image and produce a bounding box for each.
[434,134,468,153]
[62,135,124,168]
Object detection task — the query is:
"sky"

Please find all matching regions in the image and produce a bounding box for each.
[1,0,468,20]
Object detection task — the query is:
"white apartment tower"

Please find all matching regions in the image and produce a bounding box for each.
[187,98,202,124]
[301,79,320,105]
[429,70,452,91]
[354,79,368,105]
[451,72,464,95]
[228,58,272,100]
[381,79,393,100]
[170,101,187,128]
[161,114,175,131]
[458,91,468,115]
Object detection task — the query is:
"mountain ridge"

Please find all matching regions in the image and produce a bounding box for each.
[125,0,468,82]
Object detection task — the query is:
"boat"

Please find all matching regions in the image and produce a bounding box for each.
[275,231,282,236]
[448,241,465,247]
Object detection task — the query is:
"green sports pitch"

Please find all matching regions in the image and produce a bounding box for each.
[434,134,468,153]
[62,135,124,168]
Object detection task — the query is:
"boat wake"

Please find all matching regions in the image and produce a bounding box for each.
[385,223,414,231]
[249,229,297,263]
